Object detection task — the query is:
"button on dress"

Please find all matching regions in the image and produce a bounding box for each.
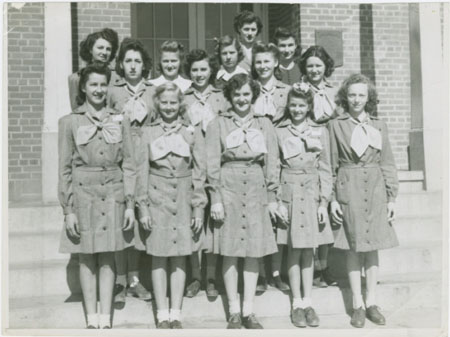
[58,103,136,254]
[328,113,399,252]
[275,118,333,248]
[136,118,207,257]
[205,109,278,258]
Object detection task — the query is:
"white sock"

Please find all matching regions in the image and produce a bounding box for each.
[99,314,110,328]
[365,291,376,308]
[353,294,365,309]
[129,275,139,287]
[272,270,280,277]
[242,301,253,317]
[157,309,169,322]
[169,309,181,322]
[87,314,98,328]
[302,297,312,308]
[228,299,240,315]
[292,297,304,309]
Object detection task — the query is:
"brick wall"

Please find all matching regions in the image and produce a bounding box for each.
[75,2,131,70]
[8,3,45,201]
[372,4,411,169]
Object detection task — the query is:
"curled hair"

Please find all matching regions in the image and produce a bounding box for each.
[153,82,186,118]
[233,10,263,35]
[283,83,314,120]
[214,35,244,67]
[336,74,378,115]
[79,28,119,64]
[76,62,111,106]
[157,40,185,75]
[115,38,153,79]
[183,49,219,84]
[223,73,260,104]
[251,42,282,80]
[299,45,335,78]
[273,27,302,63]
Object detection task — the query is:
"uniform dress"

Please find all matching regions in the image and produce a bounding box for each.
[275,118,333,248]
[148,75,192,93]
[328,112,399,252]
[214,65,248,90]
[58,103,136,254]
[205,109,278,257]
[279,63,302,86]
[68,68,119,111]
[136,117,207,257]
[107,77,156,250]
[254,77,291,125]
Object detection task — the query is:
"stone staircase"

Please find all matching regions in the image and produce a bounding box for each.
[7,171,446,330]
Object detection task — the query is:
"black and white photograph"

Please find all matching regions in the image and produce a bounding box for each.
[3,1,449,335]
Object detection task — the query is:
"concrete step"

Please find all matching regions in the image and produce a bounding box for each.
[394,215,442,244]
[395,191,442,218]
[9,272,442,329]
[398,170,424,193]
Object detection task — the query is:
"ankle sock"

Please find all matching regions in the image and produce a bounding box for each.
[365,291,376,307]
[87,314,98,328]
[229,299,240,315]
[169,309,181,321]
[292,297,304,309]
[99,314,110,328]
[302,297,312,308]
[353,294,365,309]
[242,300,253,317]
[272,270,280,278]
[157,309,169,322]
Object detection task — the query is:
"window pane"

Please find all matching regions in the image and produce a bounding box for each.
[205,4,221,39]
[173,3,189,39]
[222,4,239,36]
[136,4,153,38]
[205,40,217,55]
[155,3,171,38]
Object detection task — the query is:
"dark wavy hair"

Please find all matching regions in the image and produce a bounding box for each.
[79,28,119,64]
[251,42,282,80]
[233,10,263,35]
[214,35,244,67]
[76,62,111,106]
[273,27,302,63]
[156,40,185,75]
[223,73,260,104]
[299,45,335,78]
[184,49,219,84]
[336,74,379,115]
[153,82,186,118]
[115,38,153,79]
[283,84,314,120]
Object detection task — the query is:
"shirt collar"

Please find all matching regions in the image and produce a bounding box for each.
[184,84,220,95]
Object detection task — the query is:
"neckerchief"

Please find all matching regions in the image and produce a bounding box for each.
[225,114,267,153]
[281,122,322,159]
[309,81,336,121]
[122,82,148,123]
[253,83,277,118]
[76,110,122,145]
[187,89,216,132]
[150,122,190,160]
[349,113,382,157]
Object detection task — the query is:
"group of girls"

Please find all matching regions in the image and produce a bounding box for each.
[58,10,399,330]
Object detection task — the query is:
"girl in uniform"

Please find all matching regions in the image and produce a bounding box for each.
[183,49,229,299]
[275,83,332,328]
[329,74,398,328]
[107,38,154,308]
[137,82,207,329]
[68,28,119,111]
[58,63,136,329]
[299,45,340,287]
[205,73,279,329]
[214,35,248,90]
[148,41,192,93]
[273,27,302,86]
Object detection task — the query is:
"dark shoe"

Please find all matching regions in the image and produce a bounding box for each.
[322,268,338,286]
[313,274,328,288]
[206,279,219,298]
[243,313,263,329]
[350,307,366,328]
[304,307,320,327]
[128,282,152,300]
[113,284,126,310]
[255,276,268,295]
[87,325,97,329]
[156,320,170,329]
[366,305,386,325]
[272,275,290,292]
[185,279,201,298]
[101,325,111,329]
[227,313,242,329]
[170,320,183,329]
[291,308,306,328]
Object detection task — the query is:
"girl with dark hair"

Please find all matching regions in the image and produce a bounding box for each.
[137,82,207,329]
[233,10,263,72]
[205,73,279,329]
[107,37,155,308]
[214,35,248,89]
[273,27,302,86]
[148,41,191,92]
[58,63,136,329]
[329,74,398,328]
[68,28,120,111]
[275,83,332,328]
[182,49,229,299]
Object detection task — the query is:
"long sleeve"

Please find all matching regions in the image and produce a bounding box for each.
[317,127,332,207]
[135,126,150,218]
[68,73,79,112]
[328,120,340,202]
[58,115,75,215]
[205,117,223,205]
[120,116,137,209]
[262,118,280,203]
[191,126,208,219]
[379,122,399,202]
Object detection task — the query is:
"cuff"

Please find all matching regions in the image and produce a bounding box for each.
[193,207,204,220]
[125,196,135,210]
[63,205,74,216]
[319,198,329,208]
[210,191,223,205]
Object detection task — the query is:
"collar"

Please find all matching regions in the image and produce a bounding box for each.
[149,115,190,127]
[301,76,333,89]
[279,61,295,71]
[221,107,261,120]
[277,117,318,128]
[113,76,153,87]
[72,102,119,115]
[216,65,247,80]
[184,84,221,95]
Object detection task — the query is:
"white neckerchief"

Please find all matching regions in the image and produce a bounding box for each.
[349,112,382,157]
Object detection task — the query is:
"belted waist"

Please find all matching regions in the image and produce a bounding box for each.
[339,162,380,169]
[281,167,318,175]
[222,161,262,168]
[73,165,121,172]
[149,168,192,178]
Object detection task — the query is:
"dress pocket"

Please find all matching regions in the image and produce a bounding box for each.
[336,179,350,204]
[76,198,92,232]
